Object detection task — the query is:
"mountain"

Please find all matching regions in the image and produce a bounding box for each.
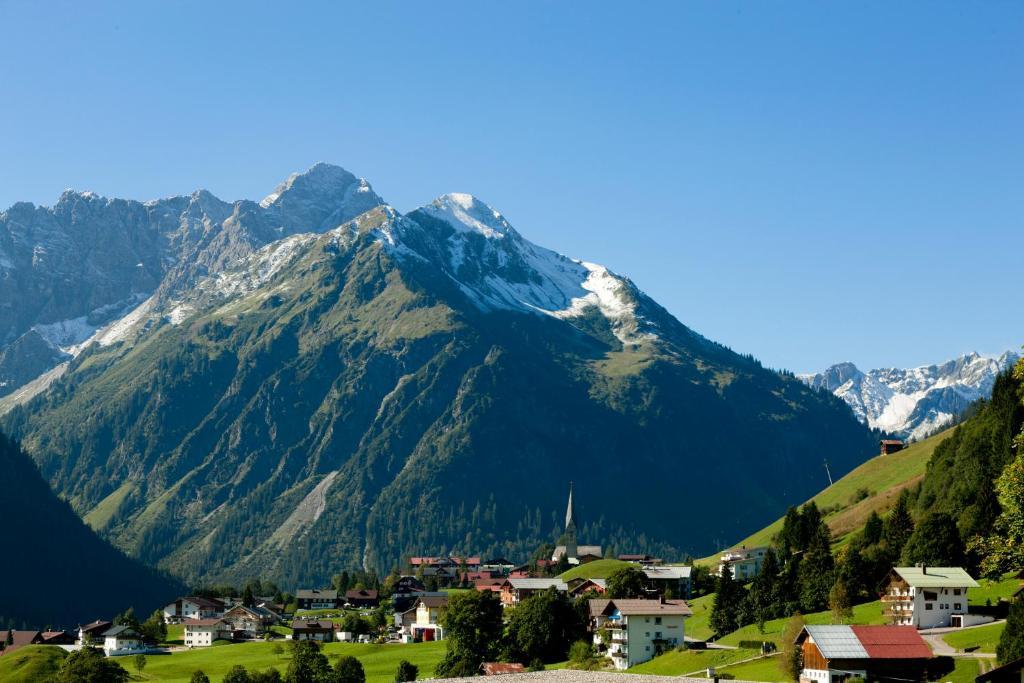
[0,163,383,399]
[799,351,1019,440]
[0,430,184,628]
[1,164,877,586]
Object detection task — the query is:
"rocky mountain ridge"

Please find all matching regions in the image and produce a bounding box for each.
[799,351,1019,439]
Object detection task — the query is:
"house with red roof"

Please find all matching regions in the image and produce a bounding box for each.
[796,624,933,683]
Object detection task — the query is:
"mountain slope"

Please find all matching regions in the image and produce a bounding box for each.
[696,428,953,564]
[800,351,1019,440]
[2,165,878,586]
[0,431,184,628]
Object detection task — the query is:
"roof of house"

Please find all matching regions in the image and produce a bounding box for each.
[184,595,225,609]
[881,439,905,445]
[415,596,449,608]
[40,631,73,643]
[892,567,979,588]
[291,619,334,630]
[588,599,611,618]
[800,625,932,660]
[79,620,112,634]
[102,625,140,638]
[183,618,227,627]
[345,589,379,599]
[552,545,603,558]
[296,589,338,600]
[607,599,692,616]
[508,578,568,591]
[482,662,526,675]
[644,566,692,580]
[6,631,41,650]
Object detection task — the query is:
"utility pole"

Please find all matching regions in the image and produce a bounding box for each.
[823,459,834,487]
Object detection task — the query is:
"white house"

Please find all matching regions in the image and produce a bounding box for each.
[589,598,691,669]
[183,619,231,647]
[398,595,447,642]
[101,625,146,656]
[163,596,225,623]
[882,566,983,629]
[717,546,769,580]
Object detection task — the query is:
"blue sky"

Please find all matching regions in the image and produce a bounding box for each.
[1,1,1020,372]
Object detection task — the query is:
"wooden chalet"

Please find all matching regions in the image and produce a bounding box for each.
[796,625,932,683]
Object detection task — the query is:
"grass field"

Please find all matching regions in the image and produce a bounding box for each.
[695,654,784,681]
[942,622,1006,654]
[1,640,447,683]
[558,559,631,581]
[937,657,981,683]
[143,640,446,682]
[970,573,1021,606]
[627,646,760,675]
[684,593,717,641]
[698,430,950,564]
[163,624,184,645]
[0,645,67,683]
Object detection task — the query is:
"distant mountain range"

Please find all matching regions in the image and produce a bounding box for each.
[799,351,1019,440]
[0,163,876,586]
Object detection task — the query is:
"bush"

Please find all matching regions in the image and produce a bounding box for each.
[394,659,418,681]
[738,640,767,650]
[568,640,598,670]
[528,658,545,672]
[334,655,365,683]
[224,665,251,683]
[191,672,211,683]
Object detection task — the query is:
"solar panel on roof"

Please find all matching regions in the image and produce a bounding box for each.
[805,625,869,659]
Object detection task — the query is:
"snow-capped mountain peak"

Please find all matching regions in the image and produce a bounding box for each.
[800,351,1020,439]
[421,193,517,240]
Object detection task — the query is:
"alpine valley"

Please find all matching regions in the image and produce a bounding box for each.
[0,163,877,586]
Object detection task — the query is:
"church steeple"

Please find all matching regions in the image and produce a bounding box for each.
[565,481,577,533]
[564,481,578,562]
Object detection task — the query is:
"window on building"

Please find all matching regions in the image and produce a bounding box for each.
[954,603,962,610]
[655,617,662,625]
[925,604,933,610]
[954,589,962,596]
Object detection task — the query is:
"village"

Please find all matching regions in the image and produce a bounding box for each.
[4,482,1024,683]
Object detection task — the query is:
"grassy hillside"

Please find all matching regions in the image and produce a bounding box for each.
[698,430,951,563]
[558,559,631,580]
[683,593,717,641]
[628,647,760,676]
[943,622,1006,654]
[0,645,67,682]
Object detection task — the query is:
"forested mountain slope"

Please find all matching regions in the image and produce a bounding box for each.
[2,165,878,585]
[0,431,183,629]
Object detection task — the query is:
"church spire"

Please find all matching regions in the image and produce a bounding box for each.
[565,481,576,533]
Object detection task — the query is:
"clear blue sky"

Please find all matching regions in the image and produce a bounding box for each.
[2,1,1020,372]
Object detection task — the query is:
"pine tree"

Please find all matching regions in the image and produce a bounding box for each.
[884,490,914,552]
[998,599,1024,664]
[710,567,744,637]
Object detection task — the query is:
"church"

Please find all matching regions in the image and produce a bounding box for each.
[550,482,603,565]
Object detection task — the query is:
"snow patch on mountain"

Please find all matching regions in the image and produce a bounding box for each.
[800,351,1020,439]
